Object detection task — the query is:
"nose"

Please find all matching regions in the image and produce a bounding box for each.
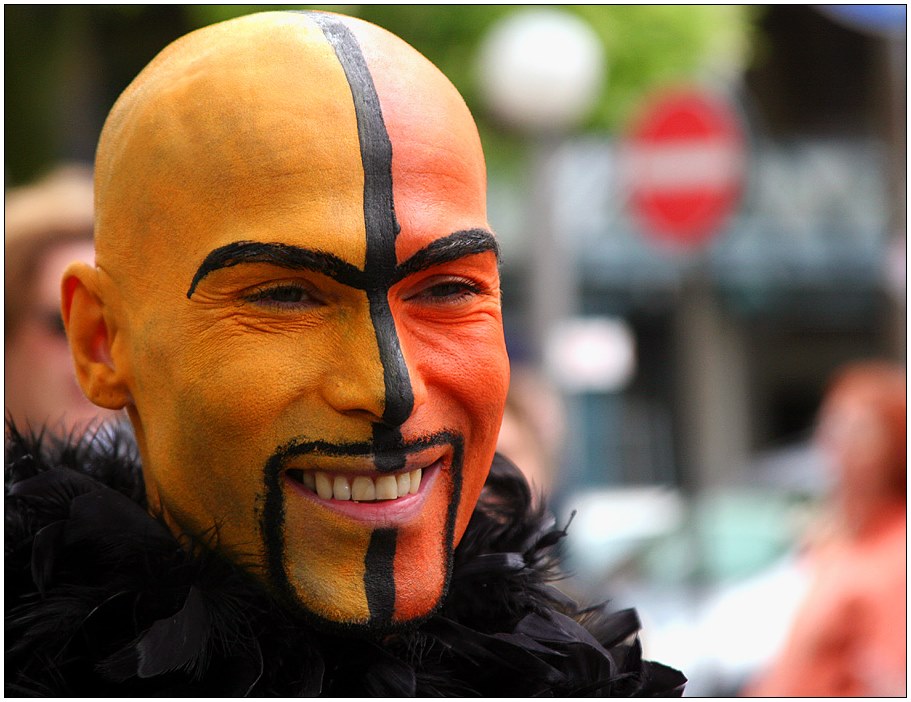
[374,320,413,428]
[320,302,387,422]
[320,297,420,429]
[321,368,387,423]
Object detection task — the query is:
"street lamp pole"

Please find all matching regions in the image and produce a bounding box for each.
[476,7,606,363]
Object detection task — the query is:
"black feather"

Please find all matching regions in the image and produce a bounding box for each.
[135,585,212,679]
[6,423,686,696]
[29,519,65,594]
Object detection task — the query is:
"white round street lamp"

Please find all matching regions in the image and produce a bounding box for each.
[476,9,626,495]
[476,8,606,133]
[476,8,609,373]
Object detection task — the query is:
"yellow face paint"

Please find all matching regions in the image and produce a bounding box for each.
[87,12,509,628]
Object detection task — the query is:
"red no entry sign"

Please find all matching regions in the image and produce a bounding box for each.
[622,89,746,248]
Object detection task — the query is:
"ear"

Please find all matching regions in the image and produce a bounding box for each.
[61,262,131,410]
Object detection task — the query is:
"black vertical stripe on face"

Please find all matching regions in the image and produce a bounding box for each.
[312,14,412,627]
[363,528,397,622]
[260,432,462,629]
[312,15,414,432]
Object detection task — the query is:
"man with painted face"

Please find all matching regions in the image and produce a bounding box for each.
[6,12,685,696]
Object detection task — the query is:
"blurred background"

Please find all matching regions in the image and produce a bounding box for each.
[5,4,906,695]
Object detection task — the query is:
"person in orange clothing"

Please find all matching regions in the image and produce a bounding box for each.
[746,360,906,697]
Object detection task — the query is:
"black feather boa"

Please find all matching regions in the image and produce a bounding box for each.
[5,423,685,697]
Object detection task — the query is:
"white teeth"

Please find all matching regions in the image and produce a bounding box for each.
[302,472,316,491]
[333,475,351,501]
[396,472,411,497]
[351,476,375,501]
[298,468,426,501]
[375,475,398,500]
[315,472,333,500]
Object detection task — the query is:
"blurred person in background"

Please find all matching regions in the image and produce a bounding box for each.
[5,165,120,435]
[496,364,565,501]
[744,360,906,697]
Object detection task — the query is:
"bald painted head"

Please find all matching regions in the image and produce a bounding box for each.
[63,11,509,629]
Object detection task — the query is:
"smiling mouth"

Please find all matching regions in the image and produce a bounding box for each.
[271,433,457,514]
[285,466,425,502]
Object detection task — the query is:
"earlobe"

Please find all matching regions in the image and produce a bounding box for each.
[61,262,131,410]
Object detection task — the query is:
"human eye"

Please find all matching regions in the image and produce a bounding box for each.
[243,282,322,311]
[407,276,484,305]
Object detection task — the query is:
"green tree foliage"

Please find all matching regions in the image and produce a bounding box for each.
[5,4,760,184]
[184,5,759,131]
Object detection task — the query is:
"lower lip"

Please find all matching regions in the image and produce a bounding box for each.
[283,459,443,526]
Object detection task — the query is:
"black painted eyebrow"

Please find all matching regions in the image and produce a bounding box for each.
[390,228,499,285]
[186,228,499,298]
[186,241,367,298]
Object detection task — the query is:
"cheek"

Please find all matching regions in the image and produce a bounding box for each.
[135,317,338,440]
[128,321,334,544]
[838,435,891,483]
[401,312,509,534]
[817,404,892,486]
[8,326,70,372]
[417,316,509,427]
[5,328,80,421]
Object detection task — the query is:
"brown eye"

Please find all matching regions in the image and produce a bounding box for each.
[245,283,319,310]
[267,286,307,303]
[409,277,483,305]
[44,312,67,338]
[426,282,475,299]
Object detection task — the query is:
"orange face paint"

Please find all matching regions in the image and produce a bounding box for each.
[87,12,509,628]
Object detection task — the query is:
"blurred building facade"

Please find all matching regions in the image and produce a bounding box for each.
[493,5,905,497]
